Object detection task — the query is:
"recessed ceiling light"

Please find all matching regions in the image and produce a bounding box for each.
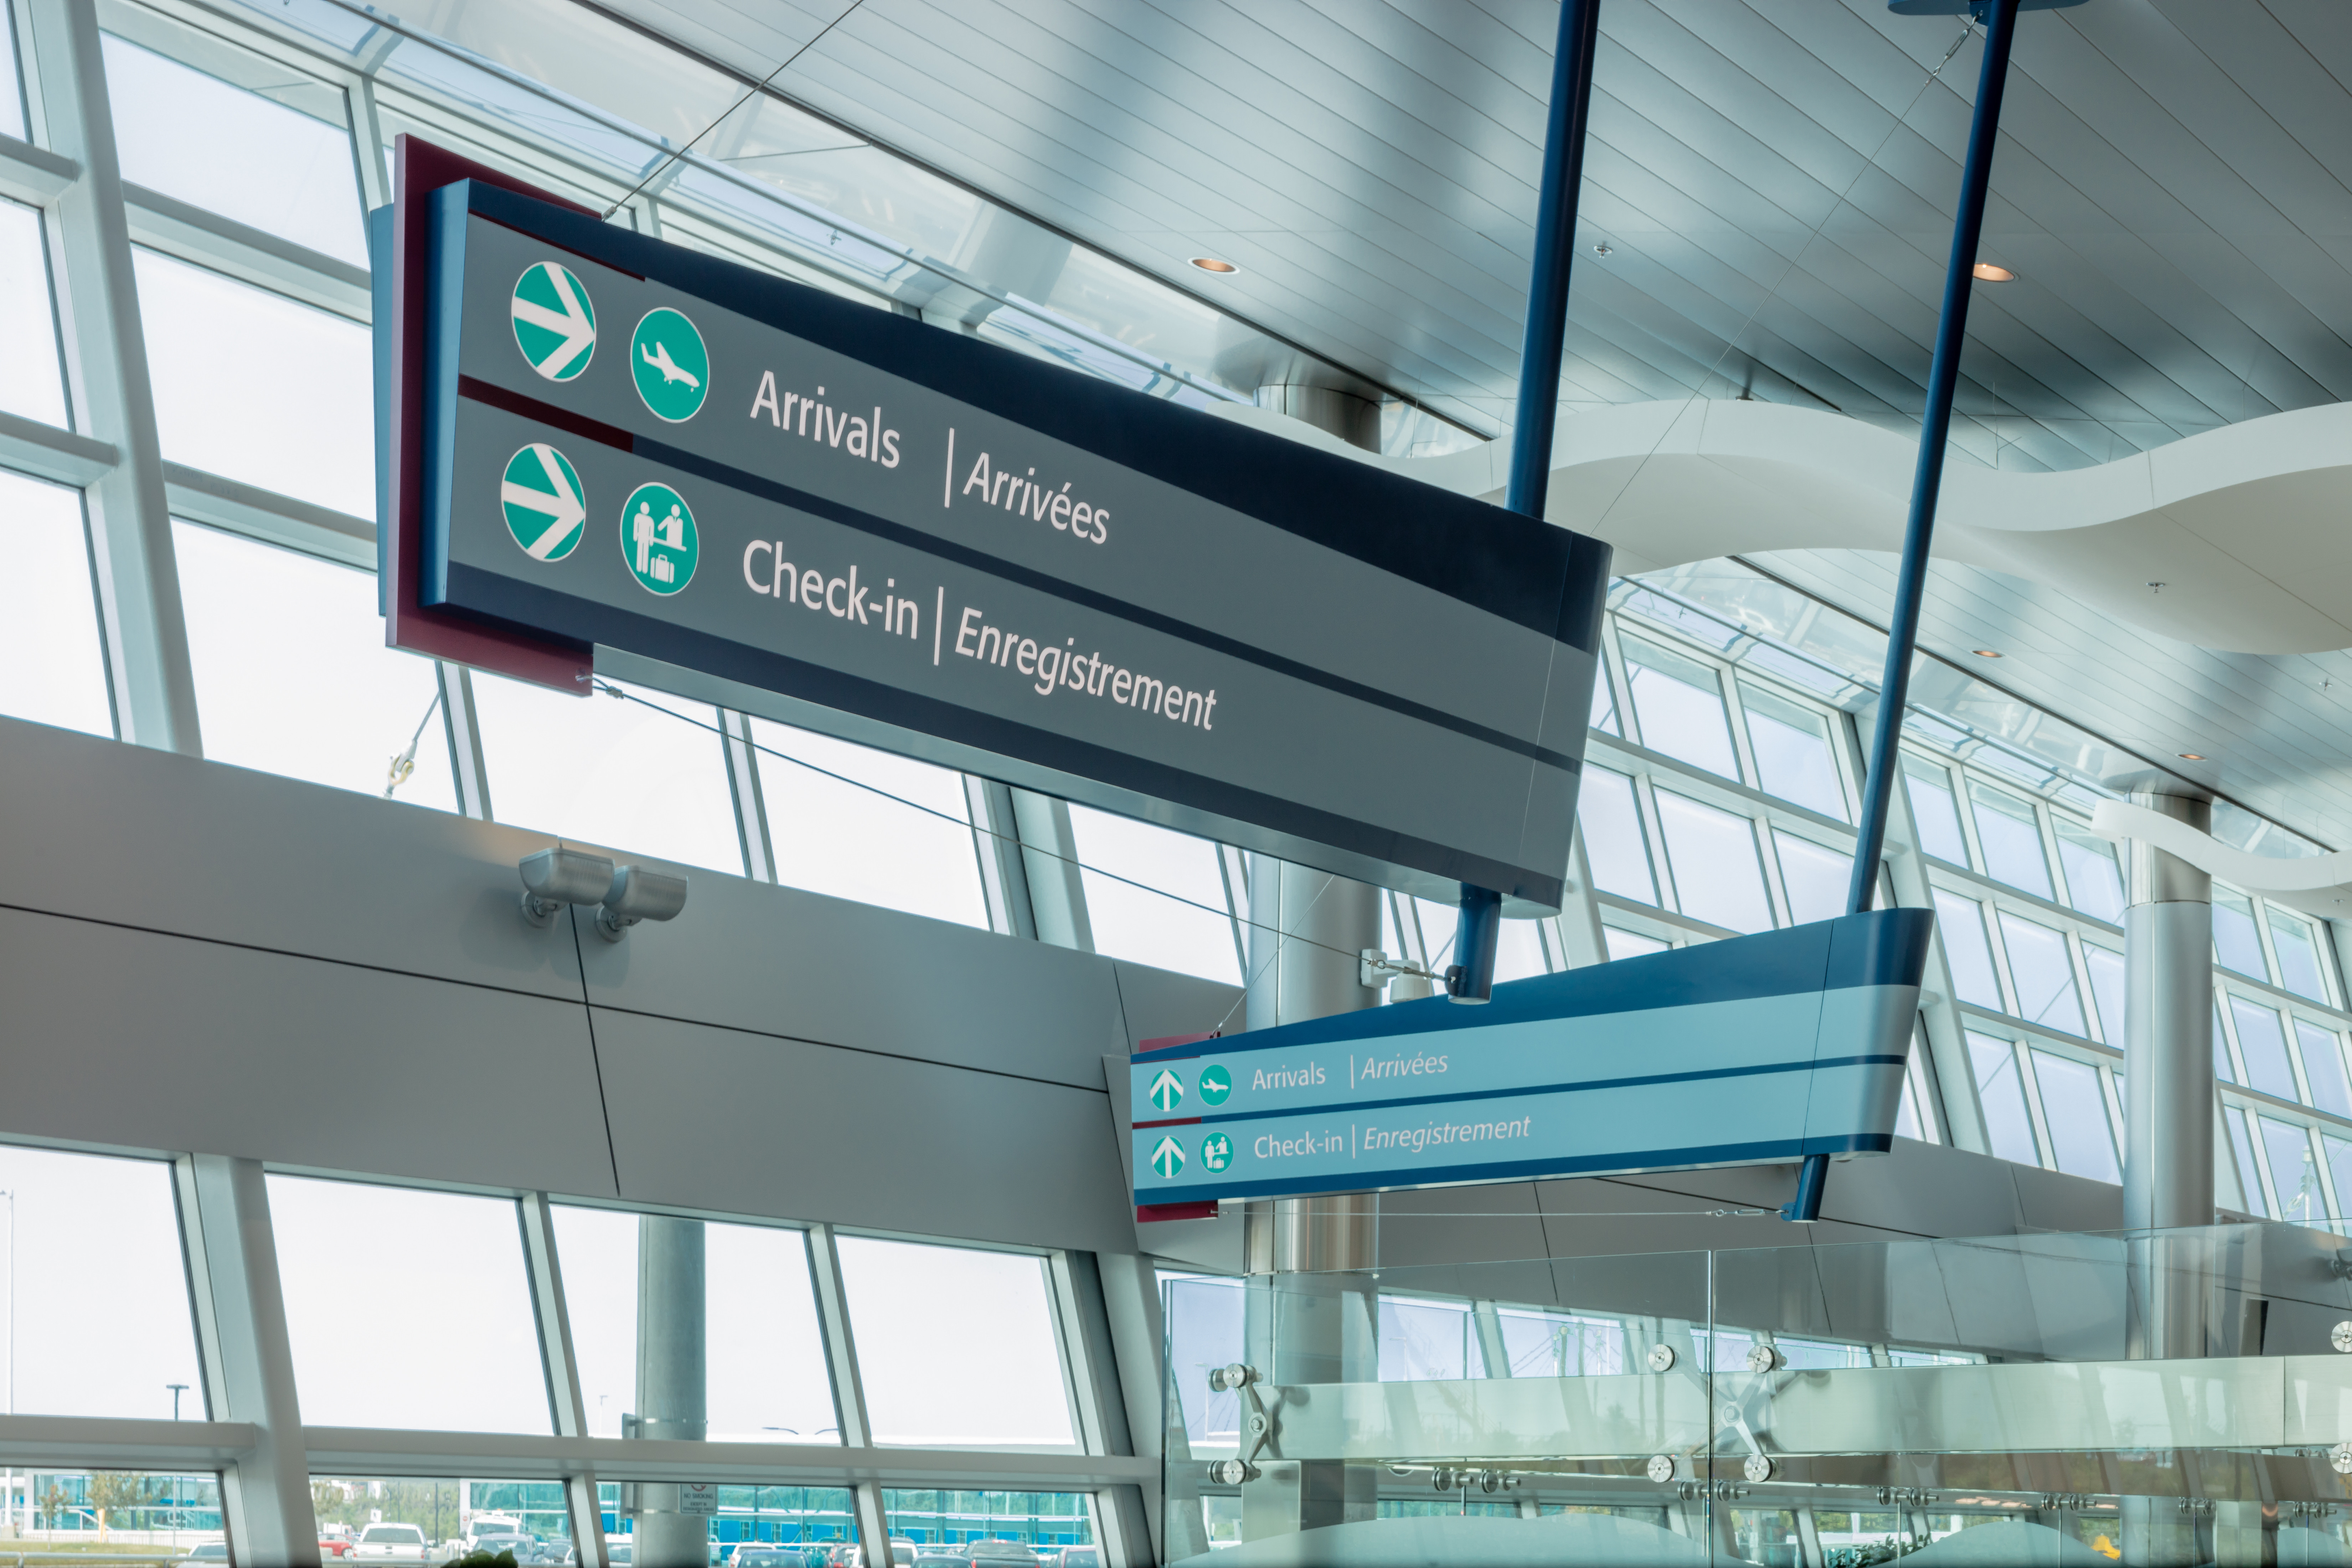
[1189,256,1238,274]
[1972,649,2002,659]
[2178,752,2207,762]
[1972,262,2016,282]
[1592,242,1614,256]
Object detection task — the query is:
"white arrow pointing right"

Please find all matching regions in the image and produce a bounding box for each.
[502,445,587,558]
[512,264,595,377]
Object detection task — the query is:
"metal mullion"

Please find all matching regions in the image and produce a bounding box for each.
[1216,844,1249,982]
[2033,796,2074,912]
[1597,615,1635,746]
[1924,857,2121,941]
[517,1193,607,1568]
[438,662,492,821]
[2011,1040,2057,1171]
[2314,1122,2347,1222]
[719,709,775,884]
[123,184,369,319]
[2239,1103,2285,1221]
[804,1222,896,1563]
[1716,665,1763,790]
[1754,811,1795,930]
[1041,1253,1105,1458]
[2214,987,2251,1088]
[349,78,391,210]
[2101,1065,2127,1164]
[1586,732,1849,836]
[1948,760,1990,876]
[1628,773,1681,916]
[1977,897,2023,1021]
[2249,897,2294,1007]
[2061,929,2104,1047]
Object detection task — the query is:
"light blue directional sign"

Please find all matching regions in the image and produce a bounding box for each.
[1147,1068,1185,1114]
[1129,910,1931,1206]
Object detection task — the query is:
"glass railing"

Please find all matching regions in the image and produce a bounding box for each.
[1163,1223,2352,1564]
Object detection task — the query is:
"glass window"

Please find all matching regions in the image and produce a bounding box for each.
[1902,756,1968,865]
[1967,782,2054,900]
[1739,684,1846,819]
[1589,666,1619,736]
[2030,1051,2118,1183]
[2262,1118,2323,1224]
[1495,1308,1624,1377]
[1066,804,1238,985]
[1603,925,1669,960]
[550,1207,840,1443]
[2229,998,2299,1102]
[313,1475,571,1559]
[834,1238,1074,1447]
[135,249,373,517]
[0,197,66,426]
[2268,907,2330,1002]
[2053,818,2125,924]
[0,470,111,737]
[269,1176,549,1433]
[1996,912,2085,1035]
[102,35,366,266]
[2213,887,2268,980]
[1378,1295,1469,1381]
[2296,1022,2352,1121]
[2327,1134,2352,1221]
[1968,1032,2039,1165]
[2215,1001,2237,1084]
[747,718,985,928]
[882,1489,1093,1552]
[473,675,744,875]
[1577,766,1655,904]
[27,1470,220,1547]
[174,524,454,808]
[1495,918,1548,982]
[1934,891,2002,1010]
[0,1146,202,1417]
[1897,1074,1926,1140]
[1620,636,1738,779]
[1653,789,1771,933]
[0,8,22,140]
[1773,830,1853,925]
[2226,1105,2268,1216]
[2084,944,2125,1045]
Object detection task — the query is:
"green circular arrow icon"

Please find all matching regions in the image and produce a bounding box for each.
[1149,1135,1186,1181]
[1198,1064,1232,1106]
[1200,1133,1233,1173]
[501,444,587,562]
[630,306,708,422]
[511,262,596,382]
[1147,1067,1185,1114]
[620,482,698,595]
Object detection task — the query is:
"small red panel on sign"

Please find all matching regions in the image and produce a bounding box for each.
[1136,1202,1219,1224]
[1138,1031,1220,1055]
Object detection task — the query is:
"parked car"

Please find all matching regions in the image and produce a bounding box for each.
[729,1550,806,1568]
[471,1531,549,1563]
[842,1542,914,1568]
[320,1532,357,1559]
[351,1521,434,1562]
[179,1547,230,1564]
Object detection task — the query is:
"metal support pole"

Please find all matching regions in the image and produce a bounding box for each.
[1450,0,1603,1004]
[633,1216,707,1567]
[519,1194,606,1568]
[1795,0,2024,1222]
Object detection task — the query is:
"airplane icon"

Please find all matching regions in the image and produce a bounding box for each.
[641,340,701,389]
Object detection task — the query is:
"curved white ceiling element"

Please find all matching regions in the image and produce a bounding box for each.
[2090,801,2352,918]
[1211,398,2352,656]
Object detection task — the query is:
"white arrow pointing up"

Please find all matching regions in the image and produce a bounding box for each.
[513,264,595,378]
[1148,1068,1184,1112]
[1150,1136,1185,1179]
[502,445,586,558]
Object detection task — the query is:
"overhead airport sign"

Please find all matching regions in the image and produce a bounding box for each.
[1128,911,1933,1207]
[399,174,1611,908]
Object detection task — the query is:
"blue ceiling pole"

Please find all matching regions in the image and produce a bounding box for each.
[1791,0,2029,1220]
[1449,0,1601,1006]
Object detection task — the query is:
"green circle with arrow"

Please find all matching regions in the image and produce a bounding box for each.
[1148,1134,1186,1181]
[631,306,708,422]
[1198,1064,1232,1106]
[511,261,597,382]
[1200,1133,1232,1173]
[620,482,698,595]
[502,443,587,561]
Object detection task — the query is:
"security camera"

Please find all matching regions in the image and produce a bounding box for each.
[519,847,617,927]
[595,865,689,942]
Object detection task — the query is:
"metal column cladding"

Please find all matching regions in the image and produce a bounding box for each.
[396,171,1612,911]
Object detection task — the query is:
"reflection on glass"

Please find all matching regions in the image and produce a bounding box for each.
[2053,818,2125,923]
[269,1176,550,1433]
[2269,907,2330,1001]
[1967,1032,2039,1165]
[550,1207,840,1442]
[0,471,110,737]
[2226,1106,2269,1217]
[2261,1117,2323,1223]
[1933,891,2002,1009]
[2030,1051,2118,1182]
[32,1472,220,1547]
[1654,789,1771,933]
[1066,804,1238,985]
[2213,887,2268,979]
[1967,782,2053,899]
[1378,1295,1468,1381]
[1602,925,1668,960]
[1576,767,1655,904]
[1496,1308,1624,1377]
[0,1146,201,1417]
[473,676,743,875]
[2083,944,2125,1045]
[1773,830,1853,925]
[1996,912,2085,1035]
[747,718,984,927]
[135,248,374,517]
[2230,998,2299,1102]
[102,35,366,265]
[1902,756,1970,866]
[1620,636,1738,779]
[881,1489,1093,1553]
[836,1238,1073,1447]
[174,524,453,808]
[1739,683,1845,819]
[1162,1274,1243,1447]
[0,197,65,426]
[2296,1021,2352,1120]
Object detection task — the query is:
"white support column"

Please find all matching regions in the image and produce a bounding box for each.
[518,1194,606,1568]
[179,1156,318,1567]
[438,663,493,821]
[966,777,1036,939]
[25,0,200,755]
[805,1225,895,1564]
[1047,1253,1152,1568]
[1011,788,1093,951]
[720,710,776,883]
[1093,1253,1165,1563]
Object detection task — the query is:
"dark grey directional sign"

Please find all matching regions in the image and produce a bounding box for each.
[419,181,1610,908]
